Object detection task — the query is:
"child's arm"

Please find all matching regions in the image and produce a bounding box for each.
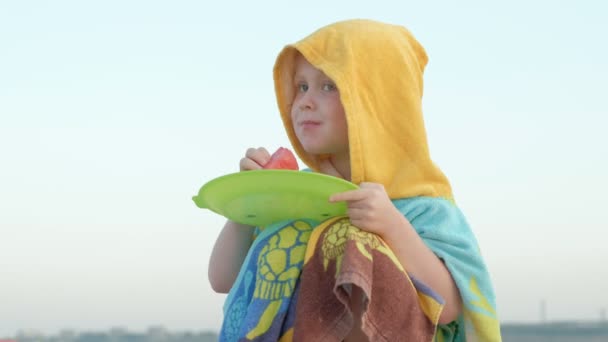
[207,147,271,293]
[208,220,255,293]
[382,214,462,324]
[330,183,462,324]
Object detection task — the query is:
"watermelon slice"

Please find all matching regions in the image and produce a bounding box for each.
[263,147,299,170]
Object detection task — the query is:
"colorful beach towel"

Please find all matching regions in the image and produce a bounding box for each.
[219,197,501,341]
[219,219,314,342]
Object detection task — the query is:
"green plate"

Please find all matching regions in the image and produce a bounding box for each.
[192,170,357,226]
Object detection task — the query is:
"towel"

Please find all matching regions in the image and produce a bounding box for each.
[394,197,502,341]
[219,197,501,341]
[219,219,315,342]
[274,19,453,200]
[293,216,441,341]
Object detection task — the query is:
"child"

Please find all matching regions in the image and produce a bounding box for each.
[209,19,501,341]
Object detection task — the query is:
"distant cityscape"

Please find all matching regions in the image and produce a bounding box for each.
[0,326,218,342]
[3,322,608,342]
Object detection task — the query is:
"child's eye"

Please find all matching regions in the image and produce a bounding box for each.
[297,83,309,92]
[322,83,337,91]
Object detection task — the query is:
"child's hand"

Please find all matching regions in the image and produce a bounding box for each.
[329,182,405,237]
[239,147,271,171]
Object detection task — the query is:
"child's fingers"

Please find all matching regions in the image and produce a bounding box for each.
[329,189,366,203]
[256,147,271,163]
[244,147,271,168]
[239,157,263,171]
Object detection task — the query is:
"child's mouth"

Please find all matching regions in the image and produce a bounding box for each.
[300,120,321,128]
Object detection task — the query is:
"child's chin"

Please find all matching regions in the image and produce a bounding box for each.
[301,144,329,156]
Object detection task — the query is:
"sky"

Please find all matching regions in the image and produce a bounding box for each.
[1,0,607,337]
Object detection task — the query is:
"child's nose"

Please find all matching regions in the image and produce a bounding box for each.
[298,91,317,110]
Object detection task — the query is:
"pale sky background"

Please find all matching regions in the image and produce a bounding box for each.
[1,0,607,337]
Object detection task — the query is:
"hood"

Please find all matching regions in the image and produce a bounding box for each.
[273,19,452,200]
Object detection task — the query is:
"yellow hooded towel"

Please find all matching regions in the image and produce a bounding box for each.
[274,19,452,200]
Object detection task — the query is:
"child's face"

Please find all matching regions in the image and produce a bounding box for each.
[290,54,349,158]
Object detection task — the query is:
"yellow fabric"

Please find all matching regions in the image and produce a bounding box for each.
[273,19,452,200]
[418,292,444,327]
[463,277,502,341]
[278,328,293,342]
